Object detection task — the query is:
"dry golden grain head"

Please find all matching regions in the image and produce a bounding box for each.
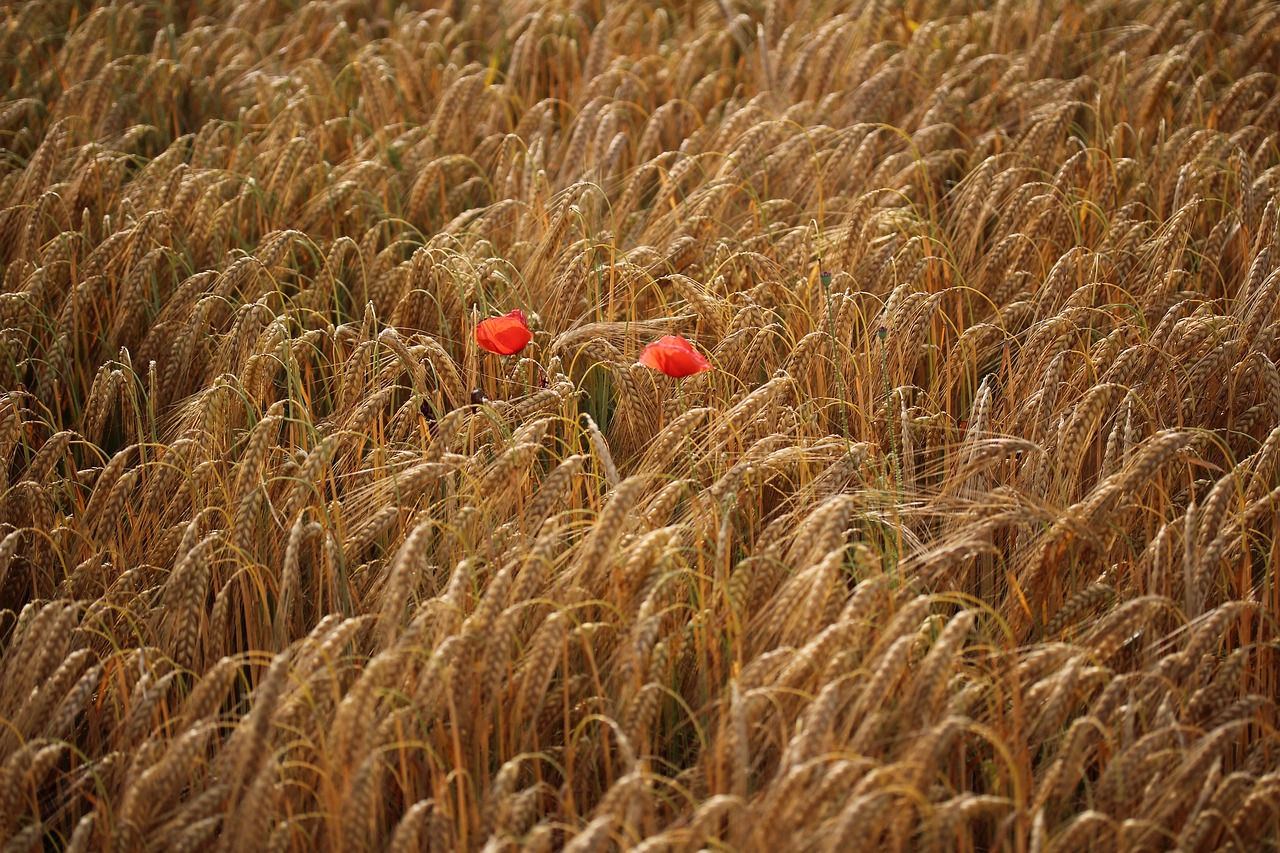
[515,610,568,730]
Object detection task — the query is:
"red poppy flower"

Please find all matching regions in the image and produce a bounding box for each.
[475,309,532,355]
[638,335,712,378]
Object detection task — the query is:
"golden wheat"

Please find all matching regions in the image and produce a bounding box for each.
[2,0,1280,850]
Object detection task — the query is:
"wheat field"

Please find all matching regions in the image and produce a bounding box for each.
[1,0,1279,850]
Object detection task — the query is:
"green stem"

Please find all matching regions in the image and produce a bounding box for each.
[820,271,852,448]
[880,326,902,492]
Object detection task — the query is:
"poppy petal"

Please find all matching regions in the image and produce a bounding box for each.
[475,310,532,356]
[638,335,712,378]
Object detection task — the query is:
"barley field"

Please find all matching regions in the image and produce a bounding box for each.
[2,0,1279,850]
